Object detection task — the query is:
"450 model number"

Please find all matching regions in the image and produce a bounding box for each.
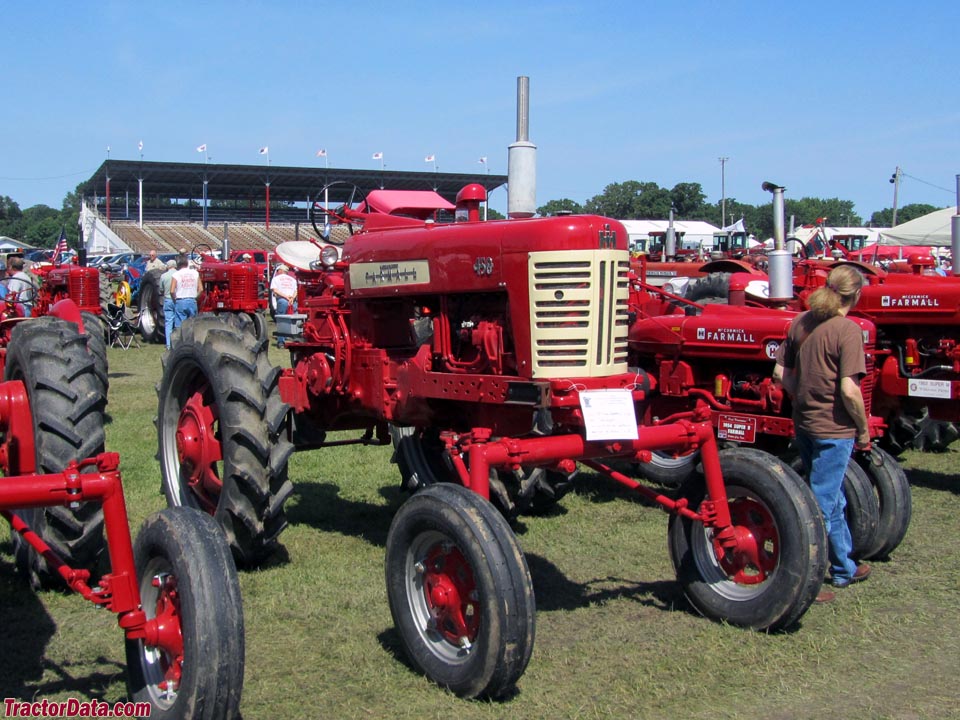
[473,256,494,276]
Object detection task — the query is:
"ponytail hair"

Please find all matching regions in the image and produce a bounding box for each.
[807,265,864,321]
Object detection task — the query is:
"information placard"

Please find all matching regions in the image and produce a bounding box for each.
[579,389,639,441]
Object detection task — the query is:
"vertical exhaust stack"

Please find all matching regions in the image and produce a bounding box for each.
[665,206,677,259]
[508,76,537,219]
[762,181,793,302]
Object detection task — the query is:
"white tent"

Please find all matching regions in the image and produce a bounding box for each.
[879,207,958,246]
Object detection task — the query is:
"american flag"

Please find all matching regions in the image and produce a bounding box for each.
[54,227,68,264]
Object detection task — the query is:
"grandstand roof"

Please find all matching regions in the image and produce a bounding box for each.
[79,160,507,205]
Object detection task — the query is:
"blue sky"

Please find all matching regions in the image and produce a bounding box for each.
[3,1,958,221]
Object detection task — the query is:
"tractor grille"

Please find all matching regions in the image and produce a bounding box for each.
[69,269,100,308]
[861,355,876,415]
[527,249,630,378]
[227,267,260,302]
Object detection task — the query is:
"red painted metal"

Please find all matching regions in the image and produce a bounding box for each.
[422,542,479,646]
[175,387,223,514]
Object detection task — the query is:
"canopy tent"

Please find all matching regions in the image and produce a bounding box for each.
[879,207,958,246]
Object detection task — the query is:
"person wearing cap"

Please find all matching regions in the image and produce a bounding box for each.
[160,259,178,348]
[240,253,253,262]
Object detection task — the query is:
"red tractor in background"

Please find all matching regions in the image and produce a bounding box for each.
[157,181,830,699]
[0,307,244,718]
[628,280,911,562]
[137,244,268,344]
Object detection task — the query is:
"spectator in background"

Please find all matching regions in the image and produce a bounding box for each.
[170,254,202,330]
[145,249,165,273]
[270,264,298,348]
[6,256,36,316]
[160,259,177,348]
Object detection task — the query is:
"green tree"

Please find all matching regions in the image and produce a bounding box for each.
[536,198,584,216]
[486,207,505,220]
[869,203,939,227]
[669,182,706,217]
[585,180,672,219]
[783,197,860,229]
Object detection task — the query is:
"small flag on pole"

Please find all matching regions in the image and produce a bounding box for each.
[372,152,383,160]
[316,149,327,157]
[54,227,68,264]
[259,146,269,155]
[138,140,143,152]
[197,144,207,153]
[424,154,435,163]
[478,156,487,165]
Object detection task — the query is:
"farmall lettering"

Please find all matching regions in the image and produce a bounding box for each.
[695,327,757,343]
[880,294,940,308]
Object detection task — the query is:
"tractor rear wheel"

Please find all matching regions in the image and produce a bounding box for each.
[5,318,107,588]
[842,459,881,560]
[635,449,699,486]
[80,310,109,397]
[385,484,535,699]
[685,272,731,304]
[126,507,244,719]
[854,447,912,559]
[668,448,827,631]
[156,314,294,565]
[138,269,165,344]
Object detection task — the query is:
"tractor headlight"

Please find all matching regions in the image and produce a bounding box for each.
[320,245,340,268]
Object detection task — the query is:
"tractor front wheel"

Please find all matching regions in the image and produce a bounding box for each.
[843,459,881,560]
[668,447,827,631]
[138,270,165,344]
[156,314,294,565]
[385,484,535,699]
[126,507,244,719]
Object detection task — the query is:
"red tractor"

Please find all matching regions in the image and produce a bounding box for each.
[685,259,960,452]
[628,281,911,561]
[137,245,268,344]
[0,309,244,718]
[157,182,831,699]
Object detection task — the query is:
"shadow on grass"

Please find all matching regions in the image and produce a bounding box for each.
[525,552,683,613]
[0,550,123,702]
[284,481,403,548]
[906,468,960,495]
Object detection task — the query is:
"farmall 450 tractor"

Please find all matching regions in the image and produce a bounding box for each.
[0,302,244,719]
[157,179,830,698]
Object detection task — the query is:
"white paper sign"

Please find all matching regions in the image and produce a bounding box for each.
[907,378,952,400]
[579,389,639,441]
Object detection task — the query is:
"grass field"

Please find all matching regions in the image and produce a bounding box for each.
[2,338,959,719]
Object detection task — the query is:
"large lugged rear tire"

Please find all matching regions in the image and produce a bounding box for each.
[5,318,107,588]
[79,310,109,397]
[126,507,244,720]
[854,447,912,559]
[138,269,166,344]
[685,272,731,304]
[156,314,294,565]
[385,484,536,699]
[634,449,699,487]
[668,448,827,631]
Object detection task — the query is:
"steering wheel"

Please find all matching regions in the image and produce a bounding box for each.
[191,243,217,263]
[309,181,369,246]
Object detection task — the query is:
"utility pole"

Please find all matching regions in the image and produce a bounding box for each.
[889,166,901,226]
[719,156,729,228]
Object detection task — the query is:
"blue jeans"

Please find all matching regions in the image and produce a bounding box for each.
[163,297,176,348]
[795,433,858,582]
[173,298,198,329]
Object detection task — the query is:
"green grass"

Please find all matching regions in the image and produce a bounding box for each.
[2,339,959,719]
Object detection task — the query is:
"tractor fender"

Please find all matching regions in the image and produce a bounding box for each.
[827,259,885,278]
[48,298,84,327]
[698,259,766,276]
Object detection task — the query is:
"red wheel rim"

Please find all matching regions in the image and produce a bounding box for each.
[175,386,223,514]
[421,542,480,646]
[148,572,185,695]
[713,496,779,584]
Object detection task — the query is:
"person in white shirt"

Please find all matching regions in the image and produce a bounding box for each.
[145,249,165,273]
[170,254,202,330]
[270,265,298,314]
